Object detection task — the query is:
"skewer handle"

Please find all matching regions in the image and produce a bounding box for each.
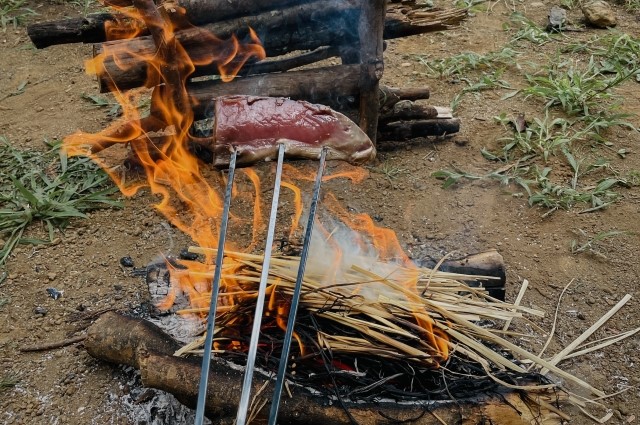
[194,149,238,425]
[268,148,327,425]
[236,144,286,425]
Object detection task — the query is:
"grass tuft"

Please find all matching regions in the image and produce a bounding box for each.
[0,0,36,28]
[0,137,122,266]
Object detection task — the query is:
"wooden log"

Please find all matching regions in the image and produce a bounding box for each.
[86,79,432,155]
[89,6,465,93]
[378,118,461,140]
[439,250,506,301]
[357,0,386,142]
[187,65,362,118]
[27,13,115,48]
[104,0,321,26]
[93,0,358,92]
[379,86,431,108]
[26,1,466,48]
[84,311,564,424]
[378,101,438,125]
[234,46,341,77]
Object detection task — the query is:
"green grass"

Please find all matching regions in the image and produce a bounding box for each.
[622,0,640,11]
[0,373,18,391]
[451,71,512,112]
[369,160,408,184]
[424,15,639,216]
[0,0,35,28]
[570,229,632,257]
[0,137,122,266]
[507,12,556,45]
[522,57,619,116]
[418,47,518,78]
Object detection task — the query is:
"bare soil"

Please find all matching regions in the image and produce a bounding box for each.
[1,1,639,424]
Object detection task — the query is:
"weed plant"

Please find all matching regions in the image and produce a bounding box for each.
[0,0,35,28]
[0,138,121,266]
[423,8,638,215]
[0,373,18,391]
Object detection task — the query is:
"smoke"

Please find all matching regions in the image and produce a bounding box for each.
[305,207,419,301]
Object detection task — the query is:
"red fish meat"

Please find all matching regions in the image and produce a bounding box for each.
[205,95,376,167]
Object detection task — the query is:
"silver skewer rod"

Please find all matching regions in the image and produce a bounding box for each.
[194,148,238,425]
[268,148,327,425]
[236,144,286,425]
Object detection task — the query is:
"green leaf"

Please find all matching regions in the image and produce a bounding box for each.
[10,177,39,207]
[500,90,520,100]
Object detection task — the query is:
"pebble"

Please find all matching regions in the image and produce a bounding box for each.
[47,272,57,281]
[582,1,617,28]
[34,306,48,316]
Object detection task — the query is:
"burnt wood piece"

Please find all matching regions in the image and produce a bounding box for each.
[187,65,363,118]
[93,0,358,92]
[26,2,466,48]
[234,45,341,77]
[379,101,438,125]
[378,118,461,140]
[442,250,506,301]
[103,0,321,26]
[357,0,387,143]
[379,86,431,108]
[89,5,465,93]
[85,312,564,424]
[27,13,115,48]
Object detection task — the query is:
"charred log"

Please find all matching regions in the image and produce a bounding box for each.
[379,101,438,125]
[378,118,461,140]
[379,86,431,108]
[187,65,363,118]
[93,0,358,92]
[104,0,322,26]
[84,3,464,93]
[26,3,466,49]
[84,311,564,424]
[27,13,115,48]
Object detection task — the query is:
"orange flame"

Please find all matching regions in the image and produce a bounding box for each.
[63,1,449,364]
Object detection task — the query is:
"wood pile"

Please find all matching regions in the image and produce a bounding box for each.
[26,0,467,145]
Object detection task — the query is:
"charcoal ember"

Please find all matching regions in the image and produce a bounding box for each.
[46,287,63,300]
[120,256,135,267]
[178,249,198,261]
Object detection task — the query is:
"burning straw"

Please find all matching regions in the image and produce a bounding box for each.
[154,240,635,416]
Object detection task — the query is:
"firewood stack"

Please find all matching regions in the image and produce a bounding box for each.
[26,0,465,146]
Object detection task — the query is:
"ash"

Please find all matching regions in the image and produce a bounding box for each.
[106,365,209,425]
[135,258,204,343]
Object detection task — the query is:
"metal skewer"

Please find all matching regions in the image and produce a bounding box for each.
[268,148,327,425]
[236,144,286,425]
[194,148,238,425]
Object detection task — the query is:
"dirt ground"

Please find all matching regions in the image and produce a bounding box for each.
[1,1,639,424]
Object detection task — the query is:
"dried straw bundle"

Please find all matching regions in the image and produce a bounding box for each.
[168,245,620,408]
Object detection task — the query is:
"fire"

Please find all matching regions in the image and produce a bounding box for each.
[63,1,450,366]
